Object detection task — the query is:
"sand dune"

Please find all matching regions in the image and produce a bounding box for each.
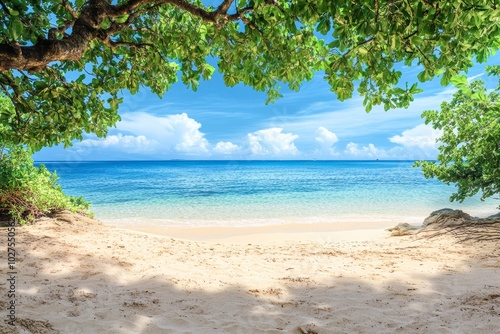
[1,212,499,333]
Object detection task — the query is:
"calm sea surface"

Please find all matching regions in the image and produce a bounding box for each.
[39,160,498,227]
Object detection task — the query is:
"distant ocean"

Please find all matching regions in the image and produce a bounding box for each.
[39,160,498,228]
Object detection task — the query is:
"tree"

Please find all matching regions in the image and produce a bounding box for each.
[1,0,499,150]
[415,66,500,209]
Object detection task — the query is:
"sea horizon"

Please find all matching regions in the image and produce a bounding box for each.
[35,159,432,163]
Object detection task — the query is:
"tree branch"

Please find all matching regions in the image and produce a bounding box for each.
[62,0,79,19]
[215,0,234,15]
[227,7,254,21]
[0,0,219,72]
[415,45,432,67]
[48,19,77,40]
[0,0,113,72]
[404,30,418,40]
[113,0,216,22]
[341,37,375,59]
[105,40,155,49]
[0,0,263,72]
[0,0,11,15]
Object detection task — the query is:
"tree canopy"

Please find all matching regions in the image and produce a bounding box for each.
[416,67,500,208]
[0,0,499,150]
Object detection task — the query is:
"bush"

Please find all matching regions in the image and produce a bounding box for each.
[415,69,500,209]
[0,145,92,224]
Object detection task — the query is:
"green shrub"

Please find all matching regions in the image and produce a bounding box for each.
[0,145,92,224]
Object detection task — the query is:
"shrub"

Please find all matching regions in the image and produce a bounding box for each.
[0,145,92,224]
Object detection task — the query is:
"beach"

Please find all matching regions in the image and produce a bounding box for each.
[1,212,499,333]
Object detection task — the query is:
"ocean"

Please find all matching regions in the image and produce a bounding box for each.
[39,160,498,227]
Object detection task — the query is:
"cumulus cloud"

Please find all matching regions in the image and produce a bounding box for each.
[343,124,442,160]
[389,123,442,149]
[314,126,339,156]
[214,141,241,155]
[344,142,391,158]
[76,133,158,154]
[315,126,339,145]
[73,112,212,158]
[247,128,299,156]
[118,112,209,155]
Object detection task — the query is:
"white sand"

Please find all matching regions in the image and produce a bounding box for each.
[1,212,499,333]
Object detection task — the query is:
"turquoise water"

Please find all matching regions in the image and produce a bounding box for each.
[39,160,498,227]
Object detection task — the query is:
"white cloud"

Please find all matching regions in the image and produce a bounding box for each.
[118,112,209,155]
[270,86,458,142]
[342,124,442,160]
[385,123,442,159]
[74,113,211,157]
[315,126,339,145]
[344,142,394,159]
[76,133,158,154]
[389,123,442,150]
[214,141,241,155]
[247,128,299,156]
[468,73,484,82]
[314,126,339,157]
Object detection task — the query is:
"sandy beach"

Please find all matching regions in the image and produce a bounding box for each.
[1,212,499,334]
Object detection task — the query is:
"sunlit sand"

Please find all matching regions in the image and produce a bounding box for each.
[2,211,498,333]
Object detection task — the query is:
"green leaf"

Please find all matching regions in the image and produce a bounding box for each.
[199,25,207,39]
[9,19,24,40]
[34,81,47,90]
[358,47,368,55]
[471,92,487,101]
[114,15,129,24]
[450,75,468,88]
[417,71,426,83]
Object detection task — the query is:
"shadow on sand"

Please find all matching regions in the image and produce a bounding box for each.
[1,214,499,334]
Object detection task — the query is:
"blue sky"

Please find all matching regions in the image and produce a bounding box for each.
[34,54,499,161]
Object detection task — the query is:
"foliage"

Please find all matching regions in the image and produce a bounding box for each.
[415,66,500,208]
[0,0,499,150]
[0,96,91,224]
[0,145,92,224]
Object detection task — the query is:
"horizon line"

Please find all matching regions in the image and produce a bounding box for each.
[34,159,432,163]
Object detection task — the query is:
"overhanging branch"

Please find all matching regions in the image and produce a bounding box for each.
[0,0,258,72]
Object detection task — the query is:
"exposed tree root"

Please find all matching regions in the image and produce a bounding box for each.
[418,221,500,242]
[416,209,500,242]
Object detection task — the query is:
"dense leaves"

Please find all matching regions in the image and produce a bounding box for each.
[415,67,500,208]
[0,96,91,224]
[0,145,92,224]
[0,0,499,150]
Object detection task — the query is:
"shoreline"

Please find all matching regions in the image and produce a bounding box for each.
[118,221,396,243]
[104,207,499,243]
[97,206,499,231]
